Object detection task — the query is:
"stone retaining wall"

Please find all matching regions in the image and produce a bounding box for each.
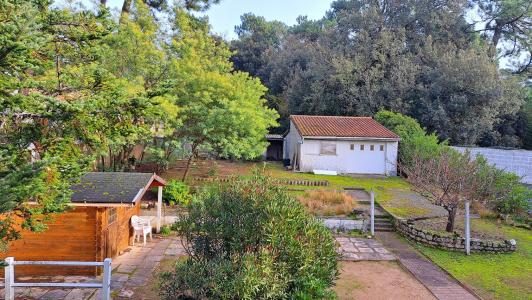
[394,219,516,253]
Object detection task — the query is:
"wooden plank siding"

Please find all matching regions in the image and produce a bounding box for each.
[95,202,140,262]
[0,207,99,276]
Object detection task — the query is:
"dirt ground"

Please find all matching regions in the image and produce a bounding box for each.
[334,261,436,300]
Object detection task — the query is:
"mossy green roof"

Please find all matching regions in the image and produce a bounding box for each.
[70,172,155,204]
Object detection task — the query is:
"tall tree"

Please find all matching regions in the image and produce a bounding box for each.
[0,0,109,248]
[470,0,531,73]
[166,10,278,181]
[231,0,527,147]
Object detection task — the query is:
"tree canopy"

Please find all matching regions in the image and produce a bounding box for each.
[230,0,531,148]
[0,0,276,247]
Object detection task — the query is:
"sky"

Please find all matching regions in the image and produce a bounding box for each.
[101,0,334,40]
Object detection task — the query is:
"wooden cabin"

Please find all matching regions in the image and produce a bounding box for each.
[0,172,166,276]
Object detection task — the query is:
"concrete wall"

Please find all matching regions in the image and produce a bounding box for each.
[284,120,303,163]
[453,146,532,184]
[298,139,398,175]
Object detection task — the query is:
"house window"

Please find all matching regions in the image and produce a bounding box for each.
[370,145,375,151]
[320,142,336,155]
[360,144,364,151]
[108,208,117,224]
[350,144,355,150]
[380,145,384,151]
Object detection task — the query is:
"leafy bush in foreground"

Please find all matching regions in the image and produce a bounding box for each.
[159,175,338,299]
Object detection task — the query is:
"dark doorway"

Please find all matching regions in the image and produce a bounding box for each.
[265,134,284,161]
[266,139,283,161]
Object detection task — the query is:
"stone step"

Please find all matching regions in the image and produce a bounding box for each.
[375,229,394,233]
[375,224,394,230]
[374,221,392,226]
[374,215,392,219]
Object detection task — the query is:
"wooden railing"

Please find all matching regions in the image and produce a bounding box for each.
[3,257,112,300]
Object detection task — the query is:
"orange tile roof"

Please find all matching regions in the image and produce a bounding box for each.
[290,115,399,139]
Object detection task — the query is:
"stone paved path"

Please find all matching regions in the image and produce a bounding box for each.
[336,237,396,261]
[0,235,185,300]
[377,232,479,300]
[109,235,185,299]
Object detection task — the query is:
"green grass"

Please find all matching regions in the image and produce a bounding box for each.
[190,161,424,218]
[414,219,532,300]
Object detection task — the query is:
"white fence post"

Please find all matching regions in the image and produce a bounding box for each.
[370,190,375,236]
[4,257,14,300]
[465,201,471,255]
[102,258,112,300]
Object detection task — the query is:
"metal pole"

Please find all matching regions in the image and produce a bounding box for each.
[102,258,112,300]
[5,257,14,300]
[465,201,470,255]
[157,186,163,233]
[370,190,375,236]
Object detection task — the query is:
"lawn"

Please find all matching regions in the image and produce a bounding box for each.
[164,159,425,218]
[162,159,532,299]
[413,219,532,300]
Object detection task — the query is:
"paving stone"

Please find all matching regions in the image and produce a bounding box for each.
[18,287,48,299]
[342,252,359,260]
[118,288,134,298]
[357,247,374,253]
[64,288,96,300]
[373,247,390,254]
[40,289,70,299]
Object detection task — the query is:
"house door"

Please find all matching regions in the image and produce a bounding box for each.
[350,142,386,174]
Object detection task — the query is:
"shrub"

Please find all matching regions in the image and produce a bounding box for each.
[375,110,445,166]
[298,190,357,216]
[162,180,192,206]
[159,174,338,299]
[160,225,171,236]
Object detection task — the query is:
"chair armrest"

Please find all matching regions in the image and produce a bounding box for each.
[140,219,151,228]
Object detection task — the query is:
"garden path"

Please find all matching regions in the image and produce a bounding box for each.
[0,235,185,300]
[377,232,479,300]
[336,237,396,261]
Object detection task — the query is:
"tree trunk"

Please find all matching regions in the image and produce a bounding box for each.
[120,0,132,24]
[100,155,105,171]
[445,206,457,233]
[182,155,194,182]
[490,23,502,58]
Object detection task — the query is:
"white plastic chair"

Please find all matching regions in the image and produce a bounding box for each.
[131,215,152,246]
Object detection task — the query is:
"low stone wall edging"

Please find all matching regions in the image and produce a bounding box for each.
[394,219,516,253]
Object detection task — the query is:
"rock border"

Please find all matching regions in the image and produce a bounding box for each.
[394,219,516,253]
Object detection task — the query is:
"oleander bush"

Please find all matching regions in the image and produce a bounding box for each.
[159,174,338,299]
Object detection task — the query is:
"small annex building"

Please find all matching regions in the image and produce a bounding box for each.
[1,172,166,276]
[264,134,284,161]
[284,115,400,175]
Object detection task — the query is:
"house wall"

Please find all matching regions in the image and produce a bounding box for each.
[284,120,303,163]
[298,139,398,175]
[0,207,99,276]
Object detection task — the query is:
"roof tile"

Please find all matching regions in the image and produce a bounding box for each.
[291,115,399,139]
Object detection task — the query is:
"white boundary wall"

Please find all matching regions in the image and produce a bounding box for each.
[453,146,532,184]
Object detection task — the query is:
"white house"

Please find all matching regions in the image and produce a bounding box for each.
[284,115,400,175]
